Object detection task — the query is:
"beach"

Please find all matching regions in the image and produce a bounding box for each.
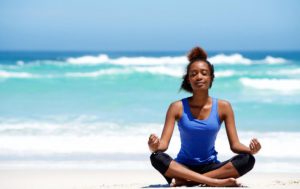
[1,51,300,188]
[1,0,300,188]
[0,169,299,189]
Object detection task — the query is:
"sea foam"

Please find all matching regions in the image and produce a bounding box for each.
[0,70,37,78]
[0,118,299,159]
[240,78,300,92]
[66,54,287,66]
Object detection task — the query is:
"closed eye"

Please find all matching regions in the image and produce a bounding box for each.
[202,71,208,75]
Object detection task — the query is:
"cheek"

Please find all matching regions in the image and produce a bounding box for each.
[207,76,211,81]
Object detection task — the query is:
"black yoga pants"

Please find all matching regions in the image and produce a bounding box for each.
[150,151,255,184]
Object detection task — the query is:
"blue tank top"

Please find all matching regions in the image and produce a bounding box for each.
[175,97,222,165]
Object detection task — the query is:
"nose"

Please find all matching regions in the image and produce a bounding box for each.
[196,73,203,80]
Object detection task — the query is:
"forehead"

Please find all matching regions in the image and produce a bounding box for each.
[189,61,209,72]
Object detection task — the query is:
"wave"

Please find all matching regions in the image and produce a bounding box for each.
[65,67,184,78]
[66,67,237,78]
[215,70,236,77]
[67,54,188,66]
[132,66,184,77]
[65,68,132,78]
[0,70,37,79]
[0,120,299,159]
[0,67,238,79]
[267,68,300,76]
[65,53,288,66]
[209,54,252,65]
[240,78,300,92]
[0,117,159,136]
[66,54,110,65]
[263,56,287,64]
[0,117,299,171]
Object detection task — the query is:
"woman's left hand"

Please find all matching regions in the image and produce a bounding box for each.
[249,138,261,154]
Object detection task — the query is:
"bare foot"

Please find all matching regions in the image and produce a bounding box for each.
[171,177,240,187]
[213,178,241,187]
[170,178,198,187]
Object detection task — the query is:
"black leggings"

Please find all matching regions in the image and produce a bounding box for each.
[150,152,255,184]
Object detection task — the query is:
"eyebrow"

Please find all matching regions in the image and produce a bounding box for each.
[189,68,209,72]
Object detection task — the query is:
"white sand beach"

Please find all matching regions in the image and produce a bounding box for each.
[0,169,299,189]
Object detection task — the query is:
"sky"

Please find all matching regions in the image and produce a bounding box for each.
[0,0,299,51]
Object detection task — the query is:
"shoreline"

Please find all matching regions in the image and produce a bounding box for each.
[0,169,299,189]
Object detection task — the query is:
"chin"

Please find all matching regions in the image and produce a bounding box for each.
[193,87,209,91]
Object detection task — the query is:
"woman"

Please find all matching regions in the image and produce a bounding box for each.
[148,46,261,187]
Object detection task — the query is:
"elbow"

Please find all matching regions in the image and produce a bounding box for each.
[159,145,168,152]
[158,142,169,152]
[230,143,239,153]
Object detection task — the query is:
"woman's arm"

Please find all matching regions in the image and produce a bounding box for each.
[219,100,261,155]
[148,101,181,152]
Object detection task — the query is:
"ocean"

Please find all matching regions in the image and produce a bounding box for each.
[0,51,299,172]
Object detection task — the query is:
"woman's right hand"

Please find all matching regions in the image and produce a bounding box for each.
[148,134,160,152]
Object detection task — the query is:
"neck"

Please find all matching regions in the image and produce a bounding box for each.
[191,90,209,106]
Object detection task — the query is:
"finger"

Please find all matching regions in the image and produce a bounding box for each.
[149,134,157,139]
[152,134,158,139]
[253,138,259,145]
[151,136,158,143]
[149,134,154,139]
[255,142,261,151]
[252,139,261,150]
[253,143,259,152]
[257,141,261,149]
[148,134,154,141]
[255,139,261,148]
[148,136,155,144]
[250,143,254,151]
[150,135,157,141]
[150,138,156,144]
[148,138,154,145]
[253,143,258,151]
[249,141,253,148]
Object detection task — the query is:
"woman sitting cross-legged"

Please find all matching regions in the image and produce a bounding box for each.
[148,46,261,187]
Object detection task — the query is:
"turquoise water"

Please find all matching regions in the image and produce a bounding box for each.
[0,51,300,171]
[1,51,299,130]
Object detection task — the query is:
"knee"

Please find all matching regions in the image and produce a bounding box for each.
[150,152,161,167]
[150,152,173,184]
[150,151,172,173]
[244,153,255,170]
[232,153,255,176]
[150,151,169,167]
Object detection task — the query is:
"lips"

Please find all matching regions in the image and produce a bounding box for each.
[195,82,205,85]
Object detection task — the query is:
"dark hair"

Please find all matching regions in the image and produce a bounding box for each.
[180,46,215,93]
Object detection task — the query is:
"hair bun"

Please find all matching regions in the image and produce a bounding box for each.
[187,46,208,62]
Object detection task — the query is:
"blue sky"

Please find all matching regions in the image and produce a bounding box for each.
[0,0,299,51]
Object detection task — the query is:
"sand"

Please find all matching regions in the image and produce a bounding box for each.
[0,169,299,189]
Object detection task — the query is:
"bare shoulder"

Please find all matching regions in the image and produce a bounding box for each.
[217,99,233,121]
[168,100,183,120]
[217,99,232,110]
[170,100,182,108]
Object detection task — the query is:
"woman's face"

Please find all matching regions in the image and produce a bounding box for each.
[188,61,212,91]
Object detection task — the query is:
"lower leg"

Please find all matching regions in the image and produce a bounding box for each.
[203,162,240,179]
[164,161,239,187]
[170,162,240,187]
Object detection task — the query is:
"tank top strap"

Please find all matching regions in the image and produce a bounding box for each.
[181,98,188,114]
[211,98,221,125]
[211,98,217,112]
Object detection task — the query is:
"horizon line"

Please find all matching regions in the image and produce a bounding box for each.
[0,49,300,53]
